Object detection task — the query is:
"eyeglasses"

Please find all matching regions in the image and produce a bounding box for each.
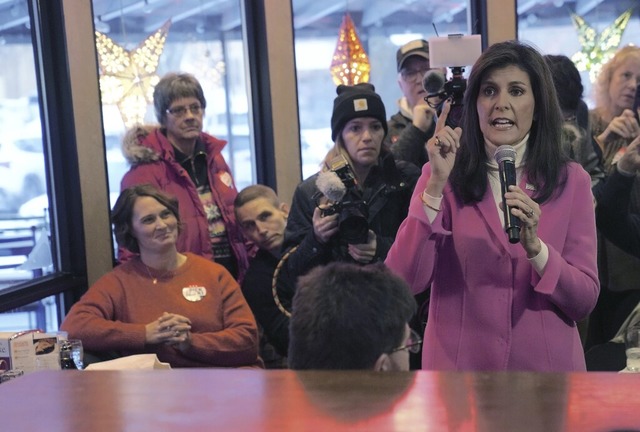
[391,328,423,354]
[400,67,430,81]
[166,103,203,118]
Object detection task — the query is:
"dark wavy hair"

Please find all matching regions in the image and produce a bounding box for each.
[544,54,584,114]
[451,40,568,204]
[111,184,181,254]
[288,262,416,370]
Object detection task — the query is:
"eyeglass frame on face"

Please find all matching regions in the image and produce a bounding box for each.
[400,66,431,82]
[166,103,204,118]
[390,328,423,354]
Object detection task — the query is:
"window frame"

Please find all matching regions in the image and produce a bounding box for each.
[0,0,88,313]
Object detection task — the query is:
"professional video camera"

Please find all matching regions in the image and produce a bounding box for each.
[315,155,369,245]
[422,34,482,129]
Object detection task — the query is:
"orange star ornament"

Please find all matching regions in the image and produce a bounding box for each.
[330,13,370,86]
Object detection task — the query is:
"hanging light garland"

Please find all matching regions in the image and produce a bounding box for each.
[570,8,633,83]
[95,20,172,127]
[330,13,370,86]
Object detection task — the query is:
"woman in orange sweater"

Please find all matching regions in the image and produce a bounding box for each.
[61,184,261,368]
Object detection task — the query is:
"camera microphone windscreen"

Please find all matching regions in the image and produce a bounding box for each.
[316,170,347,202]
[422,69,446,95]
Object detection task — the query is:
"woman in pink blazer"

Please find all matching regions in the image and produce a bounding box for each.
[385,41,599,371]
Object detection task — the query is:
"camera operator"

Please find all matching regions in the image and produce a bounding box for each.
[385,39,442,169]
[281,83,419,285]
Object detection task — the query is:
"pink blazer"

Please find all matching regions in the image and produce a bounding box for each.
[385,162,599,371]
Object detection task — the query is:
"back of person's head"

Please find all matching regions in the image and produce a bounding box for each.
[153,72,207,124]
[234,184,280,211]
[288,262,417,370]
[111,184,181,253]
[544,54,584,115]
[593,45,640,114]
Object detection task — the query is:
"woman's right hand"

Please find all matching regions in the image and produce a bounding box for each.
[312,205,339,244]
[425,100,463,195]
[598,109,640,145]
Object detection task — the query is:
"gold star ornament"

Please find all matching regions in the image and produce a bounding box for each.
[330,13,370,86]
[571,8,633,82]
[95,20,172,127]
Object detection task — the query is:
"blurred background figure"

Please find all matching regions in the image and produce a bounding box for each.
[586,135,640,371]
[544,54,604,187]
[61,184,261,368]
[288,262,418,371]
[120,72,251,281]
[234,184,290,368]
[585,46,640,351]
[386,40,599,372]
[595,134,640,257]
[385,39,438,168]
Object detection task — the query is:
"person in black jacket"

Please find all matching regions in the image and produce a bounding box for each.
[385,39,439,168]
[595,134,640,257]
[279,84,421,367]
[282,83,419,280]
[234,185,291,366]
[586,135,640,370]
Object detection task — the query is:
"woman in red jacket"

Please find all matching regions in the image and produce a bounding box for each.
[120,72,251,282]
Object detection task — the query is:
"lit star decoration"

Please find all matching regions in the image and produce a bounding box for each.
[95,20,172,127]
[571,8,633,83]
[330,13,370,86]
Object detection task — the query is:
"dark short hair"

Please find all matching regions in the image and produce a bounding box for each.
[452,40,567,205]
[544,54,584,113]
[288,262,417,370]
[153,72,207,125]
[111,184,181,254]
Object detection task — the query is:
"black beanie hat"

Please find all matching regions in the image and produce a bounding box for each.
[330,83,388,141]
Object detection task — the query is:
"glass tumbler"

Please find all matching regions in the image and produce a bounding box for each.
[624,323,640,372]
[60,339,84,370]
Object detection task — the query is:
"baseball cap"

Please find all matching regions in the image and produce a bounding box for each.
[396,39,430,72]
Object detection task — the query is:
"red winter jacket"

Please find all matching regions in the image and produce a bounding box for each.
[119,125,251,281]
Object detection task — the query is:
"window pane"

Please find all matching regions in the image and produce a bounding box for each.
[0,0,55,291]
[91,0,256,198]
[293,1,471,178]
[517,0,640,105]
[0,295,59,333]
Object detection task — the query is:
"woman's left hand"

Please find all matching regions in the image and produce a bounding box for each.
[504,185,541,258]
[347,230,377,263]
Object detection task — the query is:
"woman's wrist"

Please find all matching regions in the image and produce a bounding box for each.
[421,190,442,212]
[425,179,445,198]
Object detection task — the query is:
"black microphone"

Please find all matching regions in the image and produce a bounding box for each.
[422,69,445,95]
[494,145,520,244]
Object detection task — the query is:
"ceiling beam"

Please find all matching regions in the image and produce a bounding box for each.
[143,0,226,32]
[293,0,346,29]
[361,0,409,27]
[516,0,540,15]
[576,0,606,16]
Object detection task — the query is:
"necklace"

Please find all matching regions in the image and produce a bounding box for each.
[142,263,173,285]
